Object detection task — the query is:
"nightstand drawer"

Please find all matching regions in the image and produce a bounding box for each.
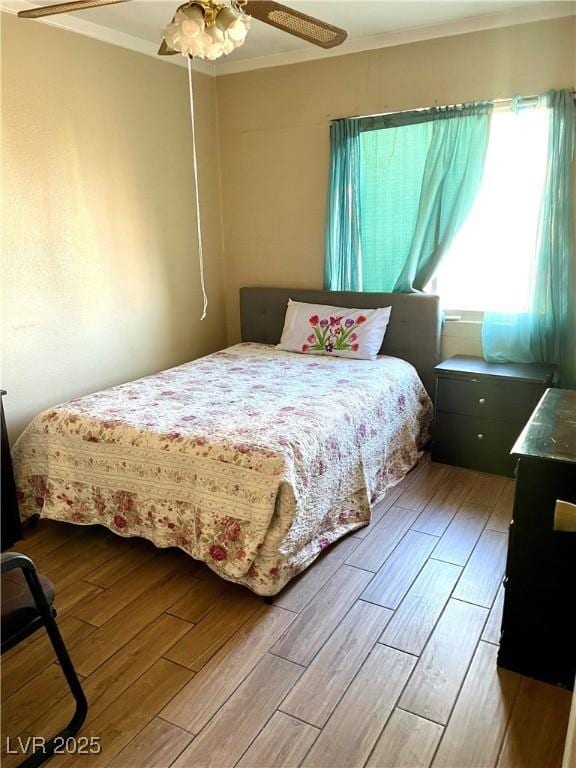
[433,412,522,475]
[436,378,544,423]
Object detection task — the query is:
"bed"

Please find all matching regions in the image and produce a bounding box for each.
[13,289,441,596]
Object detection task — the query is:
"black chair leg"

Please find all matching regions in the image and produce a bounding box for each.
[16,570,87,768]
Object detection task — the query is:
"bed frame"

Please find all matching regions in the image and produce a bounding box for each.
[239,287,442,399]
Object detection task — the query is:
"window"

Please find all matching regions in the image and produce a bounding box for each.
[428,105,550,314]
[327,91,574,380]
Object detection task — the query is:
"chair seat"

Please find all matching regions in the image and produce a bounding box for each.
[1,569,55,642]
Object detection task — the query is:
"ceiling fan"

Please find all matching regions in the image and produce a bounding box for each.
[17,0,348,60]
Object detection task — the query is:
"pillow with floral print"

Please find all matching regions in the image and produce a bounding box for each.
[277,300,391,360]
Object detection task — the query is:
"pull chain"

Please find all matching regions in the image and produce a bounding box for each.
[187,56,208,320]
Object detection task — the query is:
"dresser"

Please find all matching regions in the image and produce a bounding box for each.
[432,356,556,476]
[498,388,576,690]
[1,390,23,550]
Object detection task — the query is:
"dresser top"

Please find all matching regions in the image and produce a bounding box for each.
[512,388,576,465]
[435,356,556,384]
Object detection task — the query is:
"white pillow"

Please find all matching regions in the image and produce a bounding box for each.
[277,300,391,360]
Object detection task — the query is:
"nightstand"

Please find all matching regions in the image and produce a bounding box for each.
[431,356,556,476]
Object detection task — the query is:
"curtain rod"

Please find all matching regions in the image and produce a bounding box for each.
[330,91,576,124]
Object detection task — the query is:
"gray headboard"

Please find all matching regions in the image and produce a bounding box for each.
[239,287,442,399]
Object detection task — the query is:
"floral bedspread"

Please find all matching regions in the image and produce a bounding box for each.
[13,343,432,595]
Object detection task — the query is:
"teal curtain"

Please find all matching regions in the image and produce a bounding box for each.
[358,120,433,291]
[324,103,492,292]
[482,90,576,386]
[394,108,492,291]
[324,120,363,290]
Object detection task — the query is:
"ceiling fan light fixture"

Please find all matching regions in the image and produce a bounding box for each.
[164,4,203,50]
[226,13,250,43]
[215,5,235,31]
[164,1,250,60]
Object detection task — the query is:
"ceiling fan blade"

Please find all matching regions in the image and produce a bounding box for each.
[17,0,129,19]
[158,39,178,56]
[244,1,347,49]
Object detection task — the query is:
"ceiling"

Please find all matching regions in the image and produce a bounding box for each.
[3,0,575,73]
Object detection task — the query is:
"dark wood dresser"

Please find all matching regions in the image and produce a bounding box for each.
[498,388,576,690]
[432,356,556,476]
[1,390,23,550]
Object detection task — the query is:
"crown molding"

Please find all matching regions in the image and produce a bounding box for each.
[1,1,573,78]
[213,1,575,76]
[0,0,216,75]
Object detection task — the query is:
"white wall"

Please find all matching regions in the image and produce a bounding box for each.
[1,13,227,441]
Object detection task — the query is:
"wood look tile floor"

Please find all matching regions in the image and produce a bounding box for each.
[2,459,572,768]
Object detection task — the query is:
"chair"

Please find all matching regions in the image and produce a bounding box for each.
[1,552,88,768]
